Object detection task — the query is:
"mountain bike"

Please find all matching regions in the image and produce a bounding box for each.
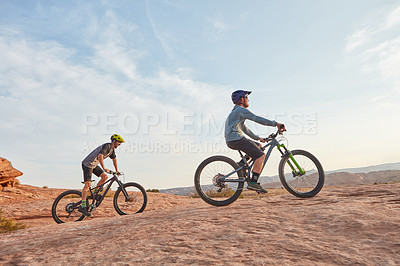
[194,127,325,206]
[52,171,147,223]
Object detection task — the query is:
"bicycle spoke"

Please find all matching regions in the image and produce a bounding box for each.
[195,156,244,206]
[52,190,85,223]
[279,150,324,197]
[114,183,147,215]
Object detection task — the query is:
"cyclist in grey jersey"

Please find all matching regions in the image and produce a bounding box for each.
[82,143,117,169]
[225,105,277,142]
[79,134,125,216]
[225,90,285,193]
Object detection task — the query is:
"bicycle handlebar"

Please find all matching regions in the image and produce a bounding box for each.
[263,124,286,142]
[108,170,122,176]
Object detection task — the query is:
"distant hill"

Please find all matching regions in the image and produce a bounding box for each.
[160,162,400,196]
[159,186,196,196]
[319,170,400,187]
[325,162,400,174]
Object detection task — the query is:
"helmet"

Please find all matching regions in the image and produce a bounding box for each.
[110,134,125,143]
[231,90,251,104]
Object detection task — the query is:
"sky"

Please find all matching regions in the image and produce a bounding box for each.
[1,0,399,190]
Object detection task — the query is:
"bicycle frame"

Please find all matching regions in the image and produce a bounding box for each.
[88,173,130,208]
[221,136,305,183]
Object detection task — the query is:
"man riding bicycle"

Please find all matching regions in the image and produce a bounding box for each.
[79,134,125,216]
[225,90,285,193]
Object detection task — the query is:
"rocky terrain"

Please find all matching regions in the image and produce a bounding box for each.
[0,157,23,188]
[0,182,399,265]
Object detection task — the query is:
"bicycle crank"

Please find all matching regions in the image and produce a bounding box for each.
[89,204,97,212]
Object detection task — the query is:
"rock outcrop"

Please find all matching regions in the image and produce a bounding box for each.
[0,157,23,188]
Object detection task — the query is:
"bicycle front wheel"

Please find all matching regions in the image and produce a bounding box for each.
[279,149,325,198]
[194,155,245,207]
[113,182,147,215]
[51,190,85,223]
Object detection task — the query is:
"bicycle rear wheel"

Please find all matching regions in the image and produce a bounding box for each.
[279,149,324,198]
[194,155,245,206]
[113,182,147,215]
[51,190,85,223]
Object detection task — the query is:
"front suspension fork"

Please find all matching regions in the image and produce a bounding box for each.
[277,144,305,176]
[116,180,133,202]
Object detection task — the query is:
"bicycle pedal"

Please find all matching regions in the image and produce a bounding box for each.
[257,191,267,194]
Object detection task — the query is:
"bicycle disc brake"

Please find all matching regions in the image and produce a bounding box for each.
[212,173,226,192]
[292,168,306,177]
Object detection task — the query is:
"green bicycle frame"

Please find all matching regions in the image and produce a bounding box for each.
[276,144,306,176]
[222,137,305,182]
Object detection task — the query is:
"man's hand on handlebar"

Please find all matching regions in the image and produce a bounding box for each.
[104,169,122,175]
[277,123,286,132]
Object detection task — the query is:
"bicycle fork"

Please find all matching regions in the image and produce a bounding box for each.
[277,144,305,176]
[116,180,134,202]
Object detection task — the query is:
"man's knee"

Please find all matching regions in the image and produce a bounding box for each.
[100,172,108,180]
[83,181,91,190]
[256,154,265,161]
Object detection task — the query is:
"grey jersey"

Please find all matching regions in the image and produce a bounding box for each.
[82,143,116,169]
[225,105,277,142]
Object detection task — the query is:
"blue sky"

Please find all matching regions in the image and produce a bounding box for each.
[1,0,399,189]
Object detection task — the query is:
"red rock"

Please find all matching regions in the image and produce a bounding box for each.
[0,157,23,187]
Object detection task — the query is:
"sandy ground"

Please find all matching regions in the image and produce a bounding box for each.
[0,183,399,265]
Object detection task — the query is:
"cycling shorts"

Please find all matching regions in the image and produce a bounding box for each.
[226,137,264,160]
[82,164,104,182]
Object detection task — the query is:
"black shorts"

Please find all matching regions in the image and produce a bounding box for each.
[82,164,104,182]
[226,137,264,160]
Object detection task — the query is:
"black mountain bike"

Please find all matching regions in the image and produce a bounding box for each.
[52,171,147,223]
[194,128,325,206]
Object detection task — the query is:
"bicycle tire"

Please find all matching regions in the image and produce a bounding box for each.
[194,155,245,207]
[113,182,147,215]
[278,149,324,198]
[51,190,85,224]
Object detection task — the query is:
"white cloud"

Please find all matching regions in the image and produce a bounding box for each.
[0,13,232,189]
[345,29,369,52]
[206,16,232,41]
[145,0,175,58]
[345,5,400,95]
[384,5,400,29]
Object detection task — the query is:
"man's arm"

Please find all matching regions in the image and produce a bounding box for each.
[112,158,119,173]
[241,108,284,141]
[242,108,277,127]
[241,122,260,140]
[97,154,109,173]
